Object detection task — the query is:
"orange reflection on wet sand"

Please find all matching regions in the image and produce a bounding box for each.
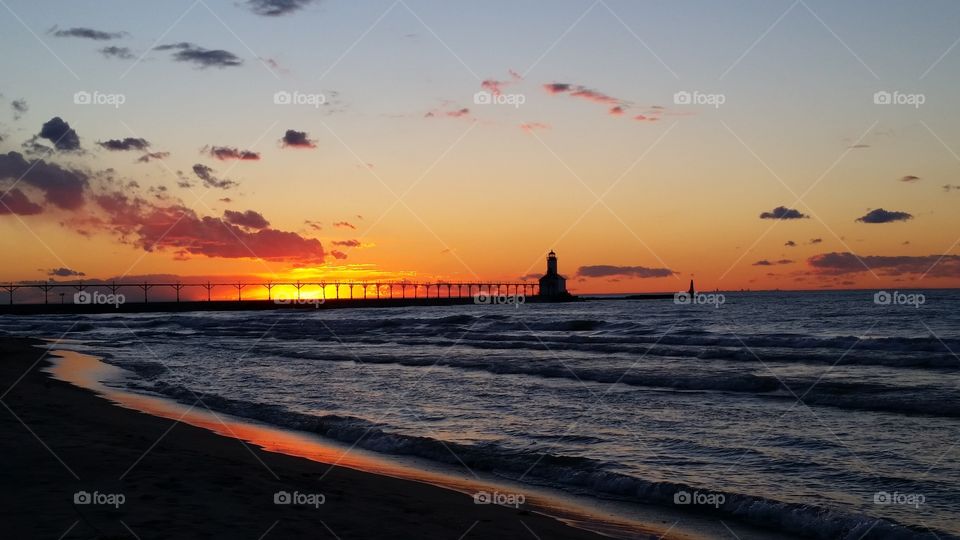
[46,348,691,540]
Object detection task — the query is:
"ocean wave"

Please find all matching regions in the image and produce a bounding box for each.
[232,348,960,418]
[134,381,948,540]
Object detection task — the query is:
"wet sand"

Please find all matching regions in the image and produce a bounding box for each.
[0,336,660,539]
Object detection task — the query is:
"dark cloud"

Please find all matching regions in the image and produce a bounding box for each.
[0,188,43,215]
[543,83,624,110]
[809,238,823,244]
[330,250,347,260]
[855,208,913,224]
[576,265,675,278]
[543,83,572,94]
[38,117,81,151]
[50,27,125,40]
[785,240,797,247]
[759,206,808,220]
[11,99,27,120]
[333,221,355,230]
[304,219,322,231]
[0,151,88,210]
[808,252,960,277]
[205,146,261,161]
[98,137,150,151]
[247,0,319,16]
[99,46,134,60]
[332,239,361,247]
[136,152,170,163]
[47,267,85,277]
[753,259,793,266]
[223,209,270,229]
[280,129,316,148]
[424,106,471,119]
[899,175,920,183]
[192,164,237,190]
[942,184,960,193]
[154,42,243,69]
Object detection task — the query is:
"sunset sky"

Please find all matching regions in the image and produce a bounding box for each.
[2,0,960,294]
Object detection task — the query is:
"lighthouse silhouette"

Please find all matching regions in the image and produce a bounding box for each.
[538,250,569,297]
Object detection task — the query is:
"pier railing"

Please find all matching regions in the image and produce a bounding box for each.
[0,281,539,305]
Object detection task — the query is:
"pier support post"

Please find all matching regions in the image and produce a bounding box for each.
[40,282,53,304]
[171,283,185,302]
[137,283,152,303]
[202,282,214,302]
[2,284,15,305]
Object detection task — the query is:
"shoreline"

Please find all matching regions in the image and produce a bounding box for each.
[0,335,772,540]
[0,336,625,539]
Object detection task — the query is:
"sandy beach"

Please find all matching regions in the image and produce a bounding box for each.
[0,336,625,539]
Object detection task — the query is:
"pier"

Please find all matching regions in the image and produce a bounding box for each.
[0,280,545,314]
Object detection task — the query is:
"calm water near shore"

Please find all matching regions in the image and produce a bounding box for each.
[3,290,958,539]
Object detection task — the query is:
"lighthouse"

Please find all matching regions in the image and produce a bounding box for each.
[538,250,568,297]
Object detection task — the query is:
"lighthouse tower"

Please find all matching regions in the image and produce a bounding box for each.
[538,250,568,297]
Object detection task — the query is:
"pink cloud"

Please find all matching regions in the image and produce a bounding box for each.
[481,69,523,96]
[520,122,550,133]
[425,106,471,119]
[0,188,43,215]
